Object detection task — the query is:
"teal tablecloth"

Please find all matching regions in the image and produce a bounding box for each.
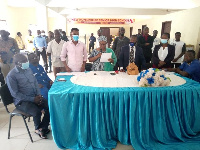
[48,74,200,150]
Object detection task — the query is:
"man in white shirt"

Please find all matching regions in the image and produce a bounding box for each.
[47,30,65,78]
[152,30,161,52]
[170,32,186,68]
[26,30,34,52]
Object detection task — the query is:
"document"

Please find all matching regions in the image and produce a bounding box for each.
[38,47,43,52]
[100,53,112,62]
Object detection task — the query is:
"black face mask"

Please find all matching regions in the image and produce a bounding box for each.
[121,33,124,36]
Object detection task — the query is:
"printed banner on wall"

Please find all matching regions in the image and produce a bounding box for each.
[67,18,135,24]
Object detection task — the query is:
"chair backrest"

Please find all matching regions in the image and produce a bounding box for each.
[0,84,13,106]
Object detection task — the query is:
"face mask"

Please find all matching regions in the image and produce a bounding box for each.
[130,42,134,47]
[21,62,29,70]
[41,33,45,36]
[161,39,168,44]
[72,35,79,41]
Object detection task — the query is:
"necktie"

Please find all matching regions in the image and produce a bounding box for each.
[129,46,135,63]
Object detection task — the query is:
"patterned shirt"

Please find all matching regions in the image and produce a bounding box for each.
[29,64,51,87]
[89,48,117,71]
[89,49,105,71]
[0,37,19,64]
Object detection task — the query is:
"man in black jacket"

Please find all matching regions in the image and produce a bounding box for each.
[119,35,146,72]
[137,27,154,63]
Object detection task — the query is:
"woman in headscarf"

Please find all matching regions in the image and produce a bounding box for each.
[88,36,117,71]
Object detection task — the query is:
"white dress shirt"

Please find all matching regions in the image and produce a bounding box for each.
[158,47,168,61]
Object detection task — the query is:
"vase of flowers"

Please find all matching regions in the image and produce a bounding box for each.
[137,68,171,87]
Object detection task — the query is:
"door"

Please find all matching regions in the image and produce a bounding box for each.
[142,25,147,35]
[161,21,172,36]
[100,27,111,48]
[130,27,133,37]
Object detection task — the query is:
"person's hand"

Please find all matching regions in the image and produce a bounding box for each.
[97,53,102,58]
[38,84,44,88]
[167,68,173,72]
[159,61,166,66]
[81,65,85,72]
[34,95,42,105]
[50,80,53,85]
[120,69,125,72]
[66,67,72,72]
[145,43,150,46]
[172,58,178,62]
[108,58,114,63]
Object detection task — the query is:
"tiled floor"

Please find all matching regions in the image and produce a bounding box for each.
[0,71,134,150]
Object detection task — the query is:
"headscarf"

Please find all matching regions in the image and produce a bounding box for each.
[98,36,107,42]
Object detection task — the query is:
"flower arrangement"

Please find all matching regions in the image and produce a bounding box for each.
[137,68,171,87]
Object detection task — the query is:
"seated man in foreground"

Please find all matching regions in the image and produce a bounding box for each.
[28,53,53,100]
[168,50,200,83]
[6,54,50,139]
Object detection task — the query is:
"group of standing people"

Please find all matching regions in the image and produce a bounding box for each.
[1,25,200,140]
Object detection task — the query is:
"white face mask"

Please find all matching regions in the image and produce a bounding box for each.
[41,33,45,36]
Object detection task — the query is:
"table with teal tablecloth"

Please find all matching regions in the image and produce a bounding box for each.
[48,75,200,150]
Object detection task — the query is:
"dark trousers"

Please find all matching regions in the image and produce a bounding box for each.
[171,63,181,68]
[36,49,48,71]
[89,44,94,53]
[16,101,50,130]
[144,56,152,63]
[48,55,52,71]
[114,59,120,71]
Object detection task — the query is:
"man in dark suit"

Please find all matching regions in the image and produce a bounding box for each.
[119,35,146,72]
[137,27,154,63]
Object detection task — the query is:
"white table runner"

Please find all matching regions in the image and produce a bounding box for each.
[70,71,186,88]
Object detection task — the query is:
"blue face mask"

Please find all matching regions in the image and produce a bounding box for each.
[21,62,29,70]
[161,39,168,44]
[130,42,134,47]
[72,35,79,41]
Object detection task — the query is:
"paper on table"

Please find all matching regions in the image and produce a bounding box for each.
[57,72,85,76]
[100,53,112,62]
[38,47,43,52]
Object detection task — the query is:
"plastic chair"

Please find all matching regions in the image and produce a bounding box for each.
[0,84,33,142]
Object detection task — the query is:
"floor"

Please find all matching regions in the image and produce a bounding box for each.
[0,71,134,150]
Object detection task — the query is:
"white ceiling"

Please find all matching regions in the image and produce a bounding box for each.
[6,0,200,19]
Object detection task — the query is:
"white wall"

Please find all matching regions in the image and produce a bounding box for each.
[48,16,66,32]
[132,6,200,52]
